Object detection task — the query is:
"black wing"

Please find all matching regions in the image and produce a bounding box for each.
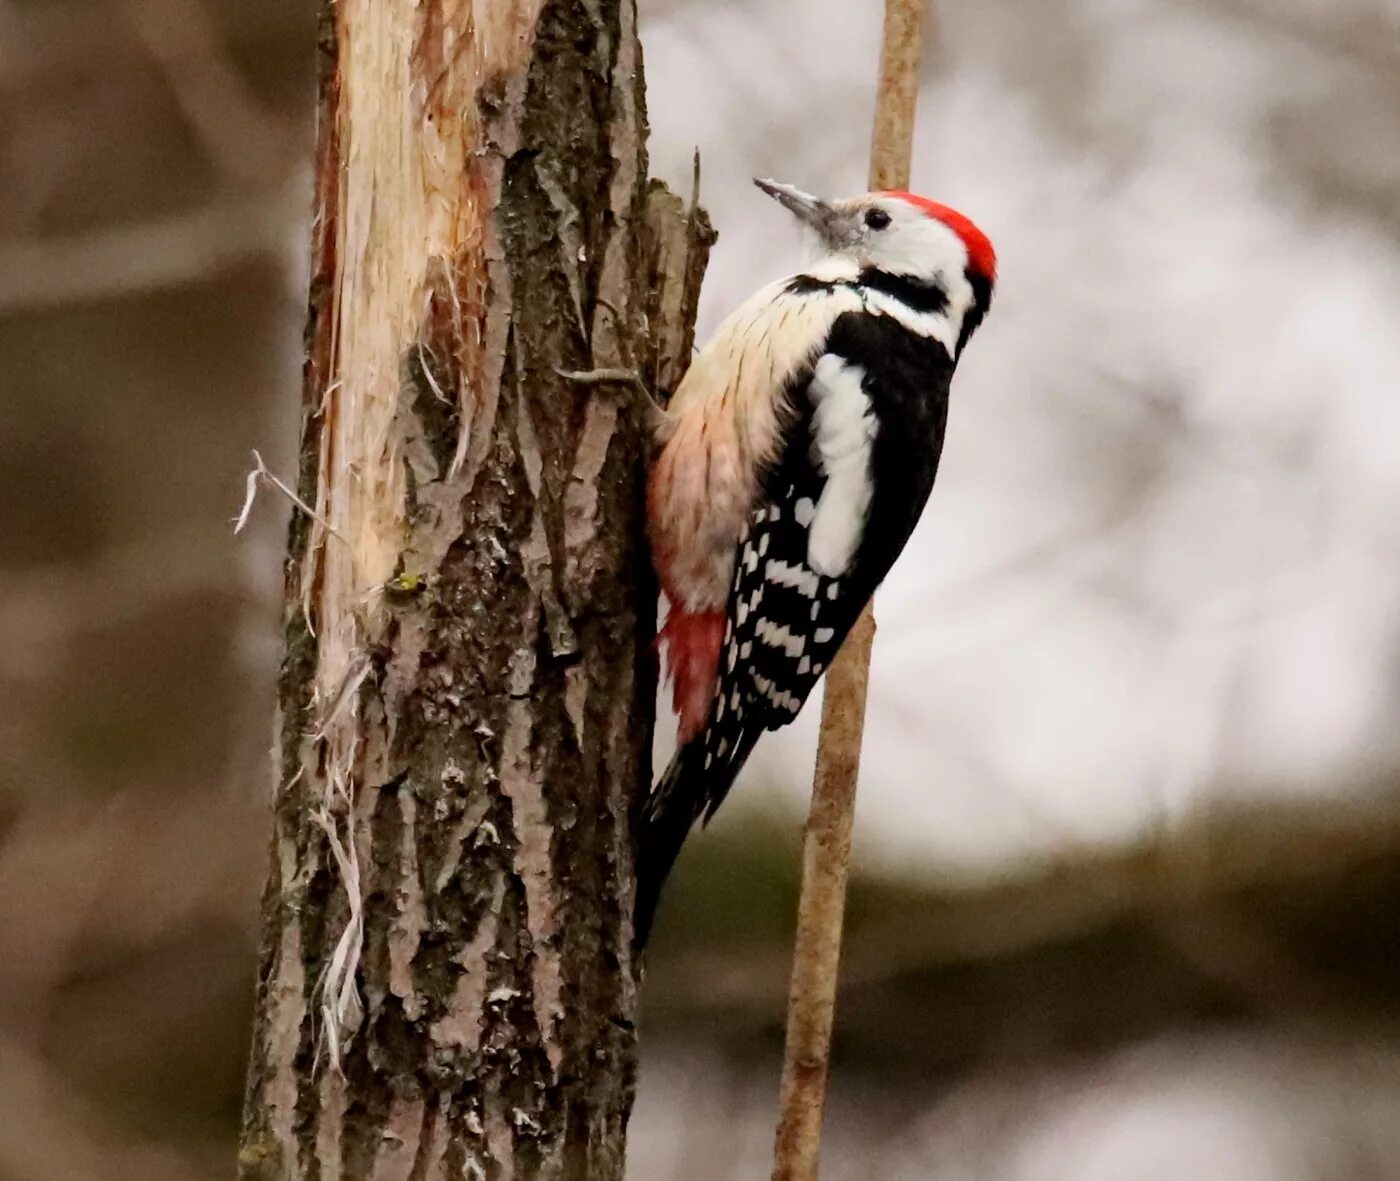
[698,312,956,816]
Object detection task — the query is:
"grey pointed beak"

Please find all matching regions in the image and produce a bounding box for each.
[753,178,836,237]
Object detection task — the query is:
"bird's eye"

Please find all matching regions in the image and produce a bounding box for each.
[864,208,892,230]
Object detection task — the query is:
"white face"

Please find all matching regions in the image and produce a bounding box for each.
[824,193,972,280]
[752,179,991,349]
[752,179,973,284]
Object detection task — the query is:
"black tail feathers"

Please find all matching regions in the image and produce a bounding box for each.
[632,730,761,949]
[631,749,706,952]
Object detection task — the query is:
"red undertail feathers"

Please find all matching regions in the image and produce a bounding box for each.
[657,605,724,744]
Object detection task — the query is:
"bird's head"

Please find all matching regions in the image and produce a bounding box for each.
[754,176,996,299]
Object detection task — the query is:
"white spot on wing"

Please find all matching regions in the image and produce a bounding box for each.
[764,559,820,598]
[755,619,806,658]
[751,672,799,714]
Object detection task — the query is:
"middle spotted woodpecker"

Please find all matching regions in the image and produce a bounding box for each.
[636,178,997,944]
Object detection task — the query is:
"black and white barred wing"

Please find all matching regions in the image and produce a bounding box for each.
[697,466,870,815]
[728,499,851,707]
[695,332,953,819]
[632,475,853,929]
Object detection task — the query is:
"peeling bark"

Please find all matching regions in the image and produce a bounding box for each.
[238,1,712,1177]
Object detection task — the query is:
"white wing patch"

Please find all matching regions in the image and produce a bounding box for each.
[754,618,806,658]
[764,558,820,598]
[806,354,877,577]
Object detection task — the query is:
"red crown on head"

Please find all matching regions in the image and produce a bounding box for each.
[882,192,997,283]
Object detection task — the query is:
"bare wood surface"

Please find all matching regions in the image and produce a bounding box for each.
[235,1,710,1177]
[772,2,928,1178]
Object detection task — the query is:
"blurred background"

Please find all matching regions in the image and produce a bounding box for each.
[3,0,1400,1177]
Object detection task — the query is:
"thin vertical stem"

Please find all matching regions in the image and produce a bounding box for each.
[771,2,927,1178]
[868,0,927,192]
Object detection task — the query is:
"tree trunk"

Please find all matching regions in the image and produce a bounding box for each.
[237,1,710,1176]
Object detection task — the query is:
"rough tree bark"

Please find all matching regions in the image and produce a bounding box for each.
[237,1,711,1177]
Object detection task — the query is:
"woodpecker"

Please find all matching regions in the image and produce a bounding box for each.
[635,178,996,945]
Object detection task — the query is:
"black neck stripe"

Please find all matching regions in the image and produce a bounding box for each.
[857,267,949,316]
[783,268,950,318]
[784,274,835,297]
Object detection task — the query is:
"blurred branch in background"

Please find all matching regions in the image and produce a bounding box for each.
[1178,0,1400,76]
[634,788,1400,1177]
[651,793,1400,1014]
[0,1037,217,1181]
[0,0,306,312]
[0,0,310,1177]
[117,0,298,185]
[0,788,263,1179]
[0,191,297,313]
